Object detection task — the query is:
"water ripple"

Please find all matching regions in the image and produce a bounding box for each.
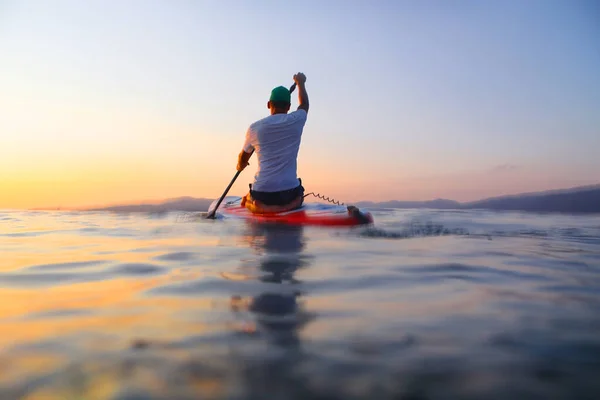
[0,272,105,287]
[23,309,93,320]
[401,262,553,283]
[110,263,166,275]
[27,260,109,271]
[154,251,198,262]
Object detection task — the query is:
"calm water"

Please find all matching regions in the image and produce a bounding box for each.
[1,208,600,400]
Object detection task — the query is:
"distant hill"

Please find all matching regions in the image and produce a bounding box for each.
[86,197,214,213]
[356,184,600,214]
[355,198,460,210]
[82,184,600,214]
[462,185,600,213]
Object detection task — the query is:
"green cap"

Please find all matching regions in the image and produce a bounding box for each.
[269,86,291,104]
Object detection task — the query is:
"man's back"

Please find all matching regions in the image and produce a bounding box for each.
[243,108,307,192]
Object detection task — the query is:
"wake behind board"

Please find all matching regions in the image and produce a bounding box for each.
[208,196,373,227]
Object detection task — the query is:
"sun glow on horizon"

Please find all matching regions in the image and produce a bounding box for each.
[2,1,599,210]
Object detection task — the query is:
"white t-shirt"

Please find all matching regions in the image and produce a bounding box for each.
[243,109,307,192]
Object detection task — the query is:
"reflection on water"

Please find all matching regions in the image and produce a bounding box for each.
[1,209,600,399]
[228,223,315,348]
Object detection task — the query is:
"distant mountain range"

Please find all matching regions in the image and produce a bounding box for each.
[86,196,215,213]
[85,184,600,214]
[460,184,600,213]
[356,184,600,213]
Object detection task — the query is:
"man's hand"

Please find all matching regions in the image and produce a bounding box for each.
[237,150,252,171]
[293,72,306,86]
[236,161,248,172]
[236,158,249,172]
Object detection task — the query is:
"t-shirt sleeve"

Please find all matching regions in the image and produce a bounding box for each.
[287,109,307,131]
[242,126,255,153]
[290,109,308,124]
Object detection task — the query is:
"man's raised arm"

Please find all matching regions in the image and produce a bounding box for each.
[294,72,309,113]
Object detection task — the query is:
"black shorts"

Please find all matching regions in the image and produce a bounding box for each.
[250,180,305,206]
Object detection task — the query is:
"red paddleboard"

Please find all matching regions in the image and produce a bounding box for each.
[209,197,373,227]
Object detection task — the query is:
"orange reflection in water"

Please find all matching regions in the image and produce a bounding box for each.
[0,212,245,399]
[2,221,218,273]
[0,273,215,350]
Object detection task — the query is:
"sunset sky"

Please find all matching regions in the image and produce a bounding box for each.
[1,0,599,209]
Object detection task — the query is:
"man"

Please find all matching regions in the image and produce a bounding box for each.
[236,72,309,213]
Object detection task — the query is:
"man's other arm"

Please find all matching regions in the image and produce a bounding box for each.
[294,72,309,113]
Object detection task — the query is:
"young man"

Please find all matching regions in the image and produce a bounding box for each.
[236,72,309,213]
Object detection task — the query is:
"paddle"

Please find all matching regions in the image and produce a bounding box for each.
[205,169,243,219]
[205,83,297,219]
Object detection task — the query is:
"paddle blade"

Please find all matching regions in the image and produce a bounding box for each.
[205,202,219,219]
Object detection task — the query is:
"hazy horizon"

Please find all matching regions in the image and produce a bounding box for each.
[5,181,594,211]
[2,0,599,209]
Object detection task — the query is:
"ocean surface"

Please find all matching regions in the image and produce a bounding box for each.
[1,206,600,400]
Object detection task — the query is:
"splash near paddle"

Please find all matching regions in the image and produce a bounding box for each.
[208,196,373,227]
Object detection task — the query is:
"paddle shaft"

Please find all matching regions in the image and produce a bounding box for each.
[205,170,242,218]
[205,83,297,219]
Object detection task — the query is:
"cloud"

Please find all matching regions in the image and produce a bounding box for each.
[490,164,521,172]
